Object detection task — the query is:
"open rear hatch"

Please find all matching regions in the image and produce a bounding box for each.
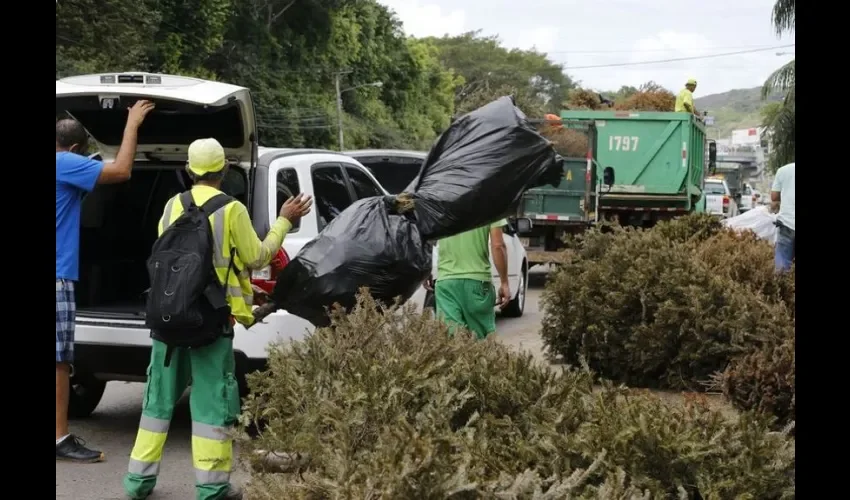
[56,72,256,162]
[56,73,257,320]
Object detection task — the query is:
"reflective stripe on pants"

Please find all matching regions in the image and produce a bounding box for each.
[124,337,240,500]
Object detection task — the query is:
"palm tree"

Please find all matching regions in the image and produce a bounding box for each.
[762,0,794,172]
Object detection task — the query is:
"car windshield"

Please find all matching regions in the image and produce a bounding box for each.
[704,182,727,195]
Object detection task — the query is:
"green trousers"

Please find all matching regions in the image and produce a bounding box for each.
[123,337,241,500]
[435,278,496,340]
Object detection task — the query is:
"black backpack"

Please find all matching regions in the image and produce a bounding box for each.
[145,191,235,365]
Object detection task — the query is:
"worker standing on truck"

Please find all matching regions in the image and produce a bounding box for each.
[770,162,795,272]
[428,220,511,340]
[56,100,155,464]
[122,138,313,500]
[675,78,699,115]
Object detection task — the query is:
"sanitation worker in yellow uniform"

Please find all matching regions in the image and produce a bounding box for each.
[675,78,699,115]
[123,139,312,500]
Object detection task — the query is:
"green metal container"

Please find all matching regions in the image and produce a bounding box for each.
[520,120,596,224]
[521,157,592,222]
[560,110,707,211]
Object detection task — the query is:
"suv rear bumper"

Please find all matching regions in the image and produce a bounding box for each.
[74,343,268,381]
[73,310,315,379]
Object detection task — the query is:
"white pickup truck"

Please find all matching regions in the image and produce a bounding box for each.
[58,72,393,418]
[346,149,530,317]
[703,178,739,219]
[738,183,762,212]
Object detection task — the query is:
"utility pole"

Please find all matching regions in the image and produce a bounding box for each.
[334,70,382,152]
[335,72,345,151]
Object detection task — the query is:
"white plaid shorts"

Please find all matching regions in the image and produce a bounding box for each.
[56,279,76,363]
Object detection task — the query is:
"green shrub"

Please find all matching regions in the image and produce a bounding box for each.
[540,226,791,391]
[240,292,794,499]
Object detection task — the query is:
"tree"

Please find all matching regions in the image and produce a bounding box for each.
[56,0,456,150]
[762,0,794,172]
[424,31,575,116]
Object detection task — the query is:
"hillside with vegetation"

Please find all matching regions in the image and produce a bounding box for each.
[55,0,572,151]
[695,87,783,139]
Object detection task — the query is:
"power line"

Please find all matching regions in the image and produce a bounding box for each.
[563,44,794,70]
[546,44,787,55]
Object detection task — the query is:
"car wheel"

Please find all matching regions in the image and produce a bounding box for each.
[501,262,527,318]
[68,372,107,419]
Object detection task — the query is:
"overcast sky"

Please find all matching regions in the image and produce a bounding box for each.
[376,0,795,97]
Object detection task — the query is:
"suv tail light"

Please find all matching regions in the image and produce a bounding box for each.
[251,248,291,306]
[722,196,730,212]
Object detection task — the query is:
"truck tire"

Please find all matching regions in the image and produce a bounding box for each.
[68,372,107,419]
[501,262,527,318]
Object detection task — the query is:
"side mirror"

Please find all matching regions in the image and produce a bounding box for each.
[708,141,717,175]
[602,166,615,186]
[515,217,533,235]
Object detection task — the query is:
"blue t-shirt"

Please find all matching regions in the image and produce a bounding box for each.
[56,152,104,281]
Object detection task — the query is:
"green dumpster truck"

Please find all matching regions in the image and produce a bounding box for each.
[518,111,717,266]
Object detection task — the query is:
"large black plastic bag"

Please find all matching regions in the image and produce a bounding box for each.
[270,196,432,327]
[406,96,563,240]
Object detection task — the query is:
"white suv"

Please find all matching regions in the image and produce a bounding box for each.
[57,73,392,417]
[346,149,529,317]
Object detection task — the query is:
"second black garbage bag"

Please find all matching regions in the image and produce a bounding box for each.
[406,96,564,240]
[270,196,432,328]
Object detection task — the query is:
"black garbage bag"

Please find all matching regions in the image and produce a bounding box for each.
[406,96,563,240]
[270,196,432,327]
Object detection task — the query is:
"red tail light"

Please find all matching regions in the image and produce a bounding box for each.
[251,248,290,305]
[722,196,729,207]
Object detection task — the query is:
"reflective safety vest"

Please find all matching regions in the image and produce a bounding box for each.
[158,186,255,326]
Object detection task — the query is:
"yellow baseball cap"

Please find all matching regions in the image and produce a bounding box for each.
[187,138,226,176]
[686,78,698,86]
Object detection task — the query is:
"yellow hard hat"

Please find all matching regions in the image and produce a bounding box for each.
[686,78,697,86]
[187,138,226,176]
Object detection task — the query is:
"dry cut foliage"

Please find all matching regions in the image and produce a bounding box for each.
[721,330,795,432]
[539,124,589,158]
[541,214,796,430]
[240,292,794,499]
[540,225,792,391]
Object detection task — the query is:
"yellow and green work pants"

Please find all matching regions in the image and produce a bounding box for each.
[123,336,241,500]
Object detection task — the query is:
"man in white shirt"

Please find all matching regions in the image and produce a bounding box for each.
[770,162,795,272]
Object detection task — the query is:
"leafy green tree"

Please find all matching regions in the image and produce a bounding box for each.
[762,0,794,171]
[55,0,456,150]
[424,31,574,116]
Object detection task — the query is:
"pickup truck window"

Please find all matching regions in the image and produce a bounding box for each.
[312,166,354,230]
[345,165,383,200]
[703,182,727,195]
[276,168,301,232]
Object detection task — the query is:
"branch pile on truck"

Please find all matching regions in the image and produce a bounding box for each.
[518,110,717,266]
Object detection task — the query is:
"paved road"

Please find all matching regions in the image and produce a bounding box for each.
[56,269,551,499]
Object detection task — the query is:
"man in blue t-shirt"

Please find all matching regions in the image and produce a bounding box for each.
[56,100,154,463]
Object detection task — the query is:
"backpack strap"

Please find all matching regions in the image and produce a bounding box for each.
[200,193,238,276]
[199,193,234,216]
[179,190,197,211]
